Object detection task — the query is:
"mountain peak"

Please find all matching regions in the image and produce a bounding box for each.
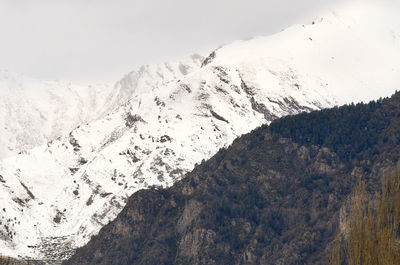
[1,1,400,261]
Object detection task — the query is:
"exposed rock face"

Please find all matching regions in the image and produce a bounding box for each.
[177,200,203,234]
[64,93,400,265]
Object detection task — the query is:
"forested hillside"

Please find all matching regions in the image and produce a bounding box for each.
[64,92,400,265]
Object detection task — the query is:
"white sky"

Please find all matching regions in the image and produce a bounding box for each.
[0,0,349,83]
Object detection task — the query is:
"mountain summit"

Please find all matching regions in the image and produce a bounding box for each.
[1,0,400,261]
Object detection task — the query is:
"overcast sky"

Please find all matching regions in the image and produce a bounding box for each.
[0,0,348,83]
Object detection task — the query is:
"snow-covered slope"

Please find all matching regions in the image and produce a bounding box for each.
[0,55,203,160]
[1,0,400,261]
[0,71,116,159]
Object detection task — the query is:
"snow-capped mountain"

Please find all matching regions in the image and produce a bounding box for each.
[0,55,203,161]
[0,71,116,159]
[1,0,400,261]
